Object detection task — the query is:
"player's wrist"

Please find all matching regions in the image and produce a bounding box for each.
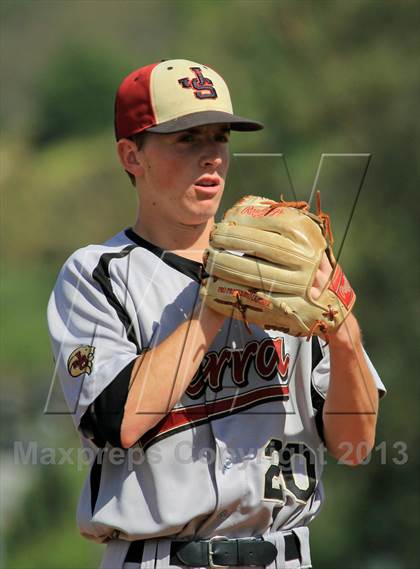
[327,313,362,350]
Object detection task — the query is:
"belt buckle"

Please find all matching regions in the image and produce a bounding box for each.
[208,535,230,569]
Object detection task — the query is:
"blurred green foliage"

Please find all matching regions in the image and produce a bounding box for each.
[33,44,128,145]
[1,1,419,568]
[5,458,102,569]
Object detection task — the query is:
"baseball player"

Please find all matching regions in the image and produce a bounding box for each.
[47,59,385,569]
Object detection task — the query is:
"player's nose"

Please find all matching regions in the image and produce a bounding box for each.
[200,155,223,168]
[199,145,224,169]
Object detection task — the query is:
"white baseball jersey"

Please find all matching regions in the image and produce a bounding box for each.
[47,228,385,545]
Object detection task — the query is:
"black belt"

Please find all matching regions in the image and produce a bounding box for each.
[125,534,300,567]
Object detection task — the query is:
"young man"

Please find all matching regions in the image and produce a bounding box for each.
[47,59,385,569]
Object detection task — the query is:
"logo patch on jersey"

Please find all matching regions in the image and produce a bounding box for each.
[178,67,218,99]
[67,346,95,378]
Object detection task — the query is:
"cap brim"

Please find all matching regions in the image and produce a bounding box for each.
[146,111,264,133]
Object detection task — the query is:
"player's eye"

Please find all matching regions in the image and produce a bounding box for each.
[177,133,195,143]
[216,132,230,143]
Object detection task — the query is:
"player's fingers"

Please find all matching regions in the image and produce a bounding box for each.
[320,251,333,274]
[311,252,333,299]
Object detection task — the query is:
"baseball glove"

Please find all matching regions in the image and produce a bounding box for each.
[200,193,356,338]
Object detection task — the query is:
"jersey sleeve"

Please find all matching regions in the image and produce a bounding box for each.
[311,340,386,400]
[47,248,140,440]
[310,337,386,442]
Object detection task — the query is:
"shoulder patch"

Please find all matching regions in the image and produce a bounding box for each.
[67,346,95,378]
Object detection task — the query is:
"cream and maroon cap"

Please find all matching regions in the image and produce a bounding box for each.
[114,59,264,139]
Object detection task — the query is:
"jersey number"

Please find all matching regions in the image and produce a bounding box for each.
[264,439,317,505]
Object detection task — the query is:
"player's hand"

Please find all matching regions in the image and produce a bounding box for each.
[311,252,362,345]
[310,252,333,300]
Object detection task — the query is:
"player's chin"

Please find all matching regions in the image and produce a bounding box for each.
[188,187,224,216]
[183,204,219,227]
[186,208,218,226]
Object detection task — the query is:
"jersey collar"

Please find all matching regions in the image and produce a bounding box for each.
[124,228,203,284]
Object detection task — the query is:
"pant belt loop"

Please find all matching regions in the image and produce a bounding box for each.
[155,538,172,569]
[291,527,311,569]
[266,531,286,569]
[140,539,158,569]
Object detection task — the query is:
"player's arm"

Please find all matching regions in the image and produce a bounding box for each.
[49,251,224,451]
[322,313,379,465]
[120,304,224,449]
[312,254,379,465]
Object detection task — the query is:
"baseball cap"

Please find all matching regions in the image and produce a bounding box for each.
[114,59,264,139]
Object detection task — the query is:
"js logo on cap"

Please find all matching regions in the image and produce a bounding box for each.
[67,346,95,378]
[178,67,218,99]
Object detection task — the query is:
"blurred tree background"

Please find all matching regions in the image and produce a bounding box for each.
[1,0,419,568]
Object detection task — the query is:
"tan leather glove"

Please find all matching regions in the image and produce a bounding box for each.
[200,194,356,338]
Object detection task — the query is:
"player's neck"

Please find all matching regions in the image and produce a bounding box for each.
[131,217,213,263]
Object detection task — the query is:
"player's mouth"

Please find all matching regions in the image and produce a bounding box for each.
[193,175,222,197]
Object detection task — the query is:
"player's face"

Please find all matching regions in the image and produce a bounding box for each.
[136,124,230,226]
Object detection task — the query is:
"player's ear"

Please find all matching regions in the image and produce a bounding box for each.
[116,139,145,178]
